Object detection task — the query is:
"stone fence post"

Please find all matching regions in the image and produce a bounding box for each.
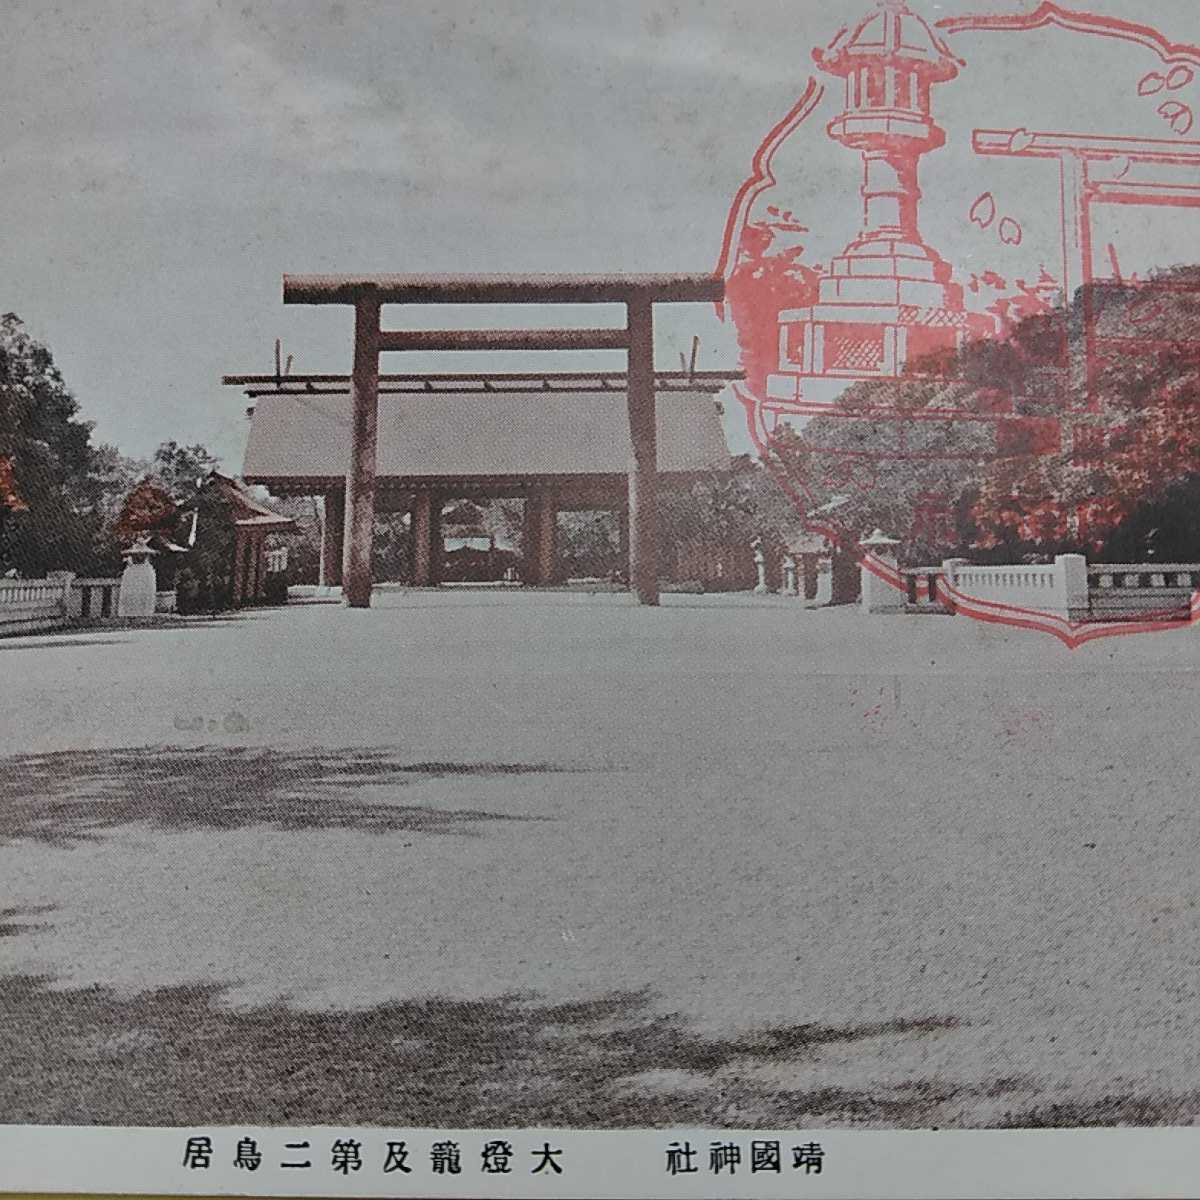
[940,558,968,613]
[46,570,76,618]
[752,540,769,595]
[1055,553,1089,621]
[783,555,797,596]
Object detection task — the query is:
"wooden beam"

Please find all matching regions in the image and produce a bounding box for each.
[377,328,630,353]
[411,491,434,586]
[534,490,557,585]
[231,529,246,609]
[625,295,659,606]
[224,369,740,386]
[1088,182,1200,206]
[284,272,724,306]
[342,291,381,608]
[520,494,540,586]
[320,488,344,589]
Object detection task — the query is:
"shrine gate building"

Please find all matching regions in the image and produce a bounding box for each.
[238,377,731,588]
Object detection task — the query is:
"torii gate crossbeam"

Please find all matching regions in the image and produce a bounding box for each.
[973,129,1200,306]
[281,272,724,608]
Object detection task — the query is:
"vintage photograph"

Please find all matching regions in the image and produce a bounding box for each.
[4,0,1200,1185]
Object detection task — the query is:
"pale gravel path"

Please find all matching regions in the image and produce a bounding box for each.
[3,591,1200,1125]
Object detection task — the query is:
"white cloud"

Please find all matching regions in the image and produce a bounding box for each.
[204,16,555,195]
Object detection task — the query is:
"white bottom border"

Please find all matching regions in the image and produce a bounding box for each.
[1,1125,1197,1199]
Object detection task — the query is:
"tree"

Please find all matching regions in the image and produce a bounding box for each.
[655,456,801,590]
[144,441,221,502]
[174,483,238,614]
[0,314,111,575]
[769,265,1200,565]
[658,456,798,554]
[373,512,412,582]
[724,211,822,399]
[113,479,179,546]
[557,510,620,579]
[1099,473,1200,562]
[267,495,322,585]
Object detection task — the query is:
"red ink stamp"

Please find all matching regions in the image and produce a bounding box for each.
[719,1,1200,645]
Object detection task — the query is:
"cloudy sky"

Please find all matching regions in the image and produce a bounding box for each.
[2,0,1195,465]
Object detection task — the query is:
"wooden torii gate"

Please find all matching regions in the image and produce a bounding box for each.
[281,273,724,608]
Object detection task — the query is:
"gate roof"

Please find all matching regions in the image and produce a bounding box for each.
[242,389,731,493]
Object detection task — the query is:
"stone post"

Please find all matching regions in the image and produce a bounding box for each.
[625,296,659,605]
[859,530,904,614]
[47,570,77,618]
[940,558,968,614]
[320,489,345,590]
[752,540,769,595]
[783,555,797,596]
[343,290,381,608]
[1056,553,1089,621]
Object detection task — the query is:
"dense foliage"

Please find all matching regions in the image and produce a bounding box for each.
[769,266,1200,565]
[0,314,113,575]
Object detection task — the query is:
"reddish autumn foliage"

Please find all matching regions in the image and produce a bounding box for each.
[0,456,26,512]
[113,479,179,544]
[767,265,1200,562]
[724,216,821,399]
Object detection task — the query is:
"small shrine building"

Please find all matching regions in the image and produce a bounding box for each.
[200,472,297,607]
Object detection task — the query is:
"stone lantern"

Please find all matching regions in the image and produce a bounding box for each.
[770,1,978,404]
[117,535,159,618]
[752,537,770,595]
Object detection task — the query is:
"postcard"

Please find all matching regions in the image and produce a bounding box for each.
[4,2,1200,1197]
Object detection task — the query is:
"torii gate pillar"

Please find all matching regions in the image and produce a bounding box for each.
[344,291,380,606]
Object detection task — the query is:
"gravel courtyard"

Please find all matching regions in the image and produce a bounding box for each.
[3,590,1200,1127]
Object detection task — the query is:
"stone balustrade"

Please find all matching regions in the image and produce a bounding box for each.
[945,557,1088,621]
[0,573,125,637]
[1086,563,1200,620]
[0,576,78,636]
[69,578,121,620]
[883,555,1200,623]
[902,567,947,611]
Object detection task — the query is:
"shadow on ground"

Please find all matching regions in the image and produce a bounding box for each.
[0,637,133,652]
[0,747,570,847]
[0,973,1021,1127]
[1,972,1192,1127]
[0,905,54,938]
[0,614,266,650]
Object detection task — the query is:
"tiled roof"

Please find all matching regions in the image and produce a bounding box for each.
[242,390,731,483]
[204,471,297,531]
